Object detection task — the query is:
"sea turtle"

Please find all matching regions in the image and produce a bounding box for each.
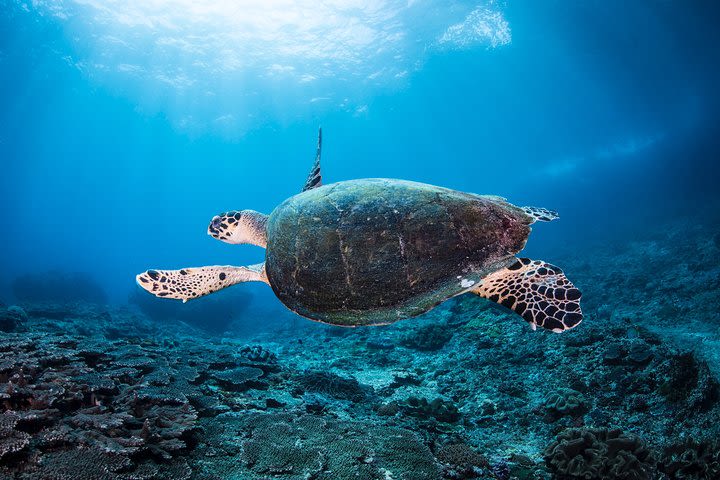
[136,130,582,332]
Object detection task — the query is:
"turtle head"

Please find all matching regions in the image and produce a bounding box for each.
[208,210,268,248]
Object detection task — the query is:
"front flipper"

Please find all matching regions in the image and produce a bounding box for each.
[136,264,268,303]
[472,258,582,332]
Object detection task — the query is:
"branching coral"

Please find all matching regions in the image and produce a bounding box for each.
[29,447,133,480]
[0,413,30,461]
[0,323,204,477]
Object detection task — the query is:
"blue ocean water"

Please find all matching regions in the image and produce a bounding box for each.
[1,1,720,479]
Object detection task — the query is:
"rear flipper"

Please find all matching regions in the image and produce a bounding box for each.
[471,258,582,332]
[136,264,267,303]
[521,206,559,223]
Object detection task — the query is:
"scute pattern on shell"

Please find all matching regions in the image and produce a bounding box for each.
[265,179,532,326]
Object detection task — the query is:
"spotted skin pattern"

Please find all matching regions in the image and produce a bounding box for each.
[136,264,267,303]
[136,132,582,331]
[521,206,559,223]
[207,210,268,247]
[472,258,582,332]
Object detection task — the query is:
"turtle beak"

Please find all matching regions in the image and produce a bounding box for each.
[208,216,222,237]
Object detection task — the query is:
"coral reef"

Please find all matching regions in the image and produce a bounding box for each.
[0,306,26,333]
[401,323,454,351]
[544,428,655,479]
[239,344,278,364]
[0,305,283,478]
[2,286,720,479]
[544,388,588,420]
[295,370,372,402]
[659,438,720,479]
[435,443,489,479]
[212,366,265,391]
[0,413,30,462]
[658,351,719,411]
[399,396,461,424]
[1,219,720,478]
[30,448,135,480]
[199,411,442,479]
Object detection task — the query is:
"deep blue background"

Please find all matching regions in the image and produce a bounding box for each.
[1,1,719,322]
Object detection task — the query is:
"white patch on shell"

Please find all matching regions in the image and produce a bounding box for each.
[460,279,475,288]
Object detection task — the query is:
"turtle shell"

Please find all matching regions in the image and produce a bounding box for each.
[265,179,532,326]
